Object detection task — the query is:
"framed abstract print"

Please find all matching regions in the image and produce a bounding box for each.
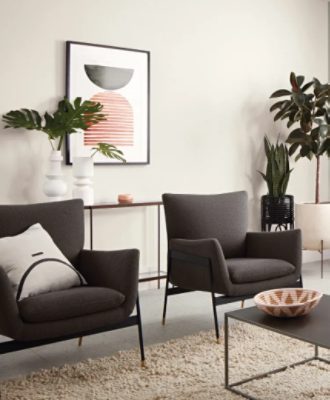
[66,41,150,165]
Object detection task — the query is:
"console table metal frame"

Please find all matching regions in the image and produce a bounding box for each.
[84,201,166,288]
[224,304,330,400]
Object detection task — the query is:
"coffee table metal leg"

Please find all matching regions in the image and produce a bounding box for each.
[224,314,229,388]
[224,315,330,400]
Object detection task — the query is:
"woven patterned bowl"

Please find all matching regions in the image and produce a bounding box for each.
[254,288,323,318]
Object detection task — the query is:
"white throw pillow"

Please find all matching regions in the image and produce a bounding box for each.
[0,223,85,301]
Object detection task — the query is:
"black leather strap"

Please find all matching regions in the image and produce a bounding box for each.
[16,258,84,301]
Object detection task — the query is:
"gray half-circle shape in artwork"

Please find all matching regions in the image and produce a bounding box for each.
[84,65,134,90]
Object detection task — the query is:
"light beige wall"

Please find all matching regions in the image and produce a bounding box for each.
[0,0,328,270]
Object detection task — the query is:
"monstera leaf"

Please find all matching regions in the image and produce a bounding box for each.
[92,143,126,162]
[2,97,106,150]
[3,109,42,131]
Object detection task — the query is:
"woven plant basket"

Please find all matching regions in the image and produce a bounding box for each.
[261,195,294,231]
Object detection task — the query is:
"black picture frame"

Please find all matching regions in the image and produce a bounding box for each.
[65,41,150,165]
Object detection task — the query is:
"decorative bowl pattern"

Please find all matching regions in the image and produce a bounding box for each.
[254,288,323,318]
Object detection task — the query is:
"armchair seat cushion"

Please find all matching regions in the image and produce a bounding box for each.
[18,286,126,323]
[227,258,295,284]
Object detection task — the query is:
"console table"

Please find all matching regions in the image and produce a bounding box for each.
[84,201,166,288]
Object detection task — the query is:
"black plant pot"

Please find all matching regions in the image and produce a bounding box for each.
[261,195,294,231]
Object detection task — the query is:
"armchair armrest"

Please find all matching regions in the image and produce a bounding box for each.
[246,230,302,274]
[0,266,20,338]
[78,249,139,314]
[169,238,231,293]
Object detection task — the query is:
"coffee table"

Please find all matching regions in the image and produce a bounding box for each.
[224,294,330,400]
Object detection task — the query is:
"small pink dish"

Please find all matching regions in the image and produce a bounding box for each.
[118,194,133,204]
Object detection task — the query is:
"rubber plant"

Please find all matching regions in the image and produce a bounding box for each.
[2,97,125,161]
[269,72,330,203]
[259,136,293,197]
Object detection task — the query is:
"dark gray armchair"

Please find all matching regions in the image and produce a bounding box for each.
[0,199,145,365]
[162,191,302,342]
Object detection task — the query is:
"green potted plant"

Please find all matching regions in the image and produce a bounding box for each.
[2,97,125,201]
[2,97,107,151]
[270,72,330,254]
[259,136,293,231]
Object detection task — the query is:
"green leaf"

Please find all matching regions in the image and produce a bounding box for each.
[311,127,320,140]
[2,108,43,131]
[274,109,287,121]
[269,101,285,112]
[319,138,330,155]
[258,171,268,184]
[315,98,326,108]
[319,125,328,137]
[270,89,291,98]
[307,152,314,160]
[2,96,108,150]
[288,142,299,156]
[311,141,318,154]
[74,97,82,109]
[290,72,300,92]
[286,129,306,144]
[315,108,326,117]
[300,144,311,157]
[32,110,42,128]
[92,143,126,162]
[301,81,314,92]
[314,118,324,126]
[292,92,306,107]
[296,75,305,87]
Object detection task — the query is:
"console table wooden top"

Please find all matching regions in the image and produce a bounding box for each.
[84,200,163,210]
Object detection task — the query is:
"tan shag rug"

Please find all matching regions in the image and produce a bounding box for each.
[1,322,330,400]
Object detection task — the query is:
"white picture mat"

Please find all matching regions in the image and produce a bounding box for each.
[66,42,149,164]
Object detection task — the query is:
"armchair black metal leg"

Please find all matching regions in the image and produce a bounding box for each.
[162,254,171,325]
[211,291,220,344]
[78,337,83,346]
[162,278,169,325]
[136,296,145,367]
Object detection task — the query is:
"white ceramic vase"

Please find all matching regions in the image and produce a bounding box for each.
[43,150,67,201]
[72,156,94,205]
[295,203,330,250]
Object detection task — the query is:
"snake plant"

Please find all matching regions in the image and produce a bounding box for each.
[259,136,293,197]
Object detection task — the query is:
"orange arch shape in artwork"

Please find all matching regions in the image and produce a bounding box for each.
[84,91,134,147]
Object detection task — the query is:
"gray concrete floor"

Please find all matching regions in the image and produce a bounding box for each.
[0,260,329,381]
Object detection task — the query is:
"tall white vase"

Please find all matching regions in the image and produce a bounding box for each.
[72,156,94,205]
[43,150,67,201]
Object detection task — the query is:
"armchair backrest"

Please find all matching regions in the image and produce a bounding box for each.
[162,191,248,258]
[0,199,84,264]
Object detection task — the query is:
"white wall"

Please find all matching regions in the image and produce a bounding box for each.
[0,0,328,271]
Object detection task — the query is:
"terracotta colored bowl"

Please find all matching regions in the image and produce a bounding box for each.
[254,288,323,318]
[118,194,133,204]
